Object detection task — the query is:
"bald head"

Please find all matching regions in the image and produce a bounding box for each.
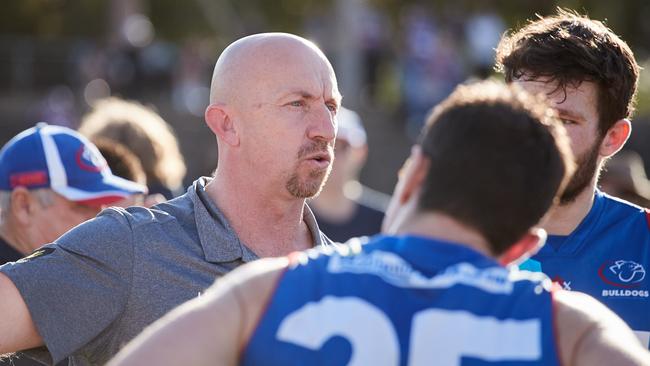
[209,33,339,106]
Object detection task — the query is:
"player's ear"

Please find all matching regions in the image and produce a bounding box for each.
[382,147,429,234]
[498,228,547,266]
[10,187,36,225]
[398,146,429,204]
[205,104,240,147]
[600,119,631,157]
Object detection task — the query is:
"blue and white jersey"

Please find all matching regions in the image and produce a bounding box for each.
[242,235,560,366]
[521,190,650,347]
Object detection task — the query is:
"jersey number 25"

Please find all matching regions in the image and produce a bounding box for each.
[277,296,542,366]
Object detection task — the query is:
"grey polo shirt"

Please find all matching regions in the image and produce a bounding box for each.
[0,177,333,366]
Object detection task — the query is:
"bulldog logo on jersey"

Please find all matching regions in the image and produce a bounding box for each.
[75,145,106,172]
[599,260,648,298]
[599,260,646,286]
[611,260,646,284]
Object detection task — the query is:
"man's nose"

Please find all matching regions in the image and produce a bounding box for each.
[307,103,336,142]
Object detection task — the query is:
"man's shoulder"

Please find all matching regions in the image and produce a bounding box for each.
[600,191,648,217]
[595,192,650,233]
[101,191,195,229]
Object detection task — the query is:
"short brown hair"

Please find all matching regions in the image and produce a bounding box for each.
[495,8,639,135]
[79,97,186,191]
[92,137,146,185]
[418,81,574,255]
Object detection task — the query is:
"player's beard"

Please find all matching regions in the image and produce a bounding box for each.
[286,141,333,198]
[559,137,602,205]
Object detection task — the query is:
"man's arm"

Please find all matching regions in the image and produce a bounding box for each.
[0,272,43,354]
[108,257,289,366]
[555,290,650,366]
[0,210,137,364]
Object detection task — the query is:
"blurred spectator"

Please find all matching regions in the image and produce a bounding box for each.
[91,137,166,207]
[400,7,465,139]
[599,150,650,207]
[172,38,212,117]
[358,5,390,101]
[310,107,389,242]
[78,97,187,199]
[92,137,146,186]
[0,123,146,265]
[464,10,505,79]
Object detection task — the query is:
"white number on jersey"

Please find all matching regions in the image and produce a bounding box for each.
[277,296,542,366]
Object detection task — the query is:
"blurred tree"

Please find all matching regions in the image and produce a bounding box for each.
[370,0,650,58]
[0,0,106,38]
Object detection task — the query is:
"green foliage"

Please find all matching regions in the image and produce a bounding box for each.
[0,0,106,38]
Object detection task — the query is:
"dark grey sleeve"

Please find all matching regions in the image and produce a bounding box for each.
[0,209,134,364]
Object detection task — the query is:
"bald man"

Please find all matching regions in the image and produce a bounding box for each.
[0,33,340,366]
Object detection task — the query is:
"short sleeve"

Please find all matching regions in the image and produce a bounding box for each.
[0,208,135,364]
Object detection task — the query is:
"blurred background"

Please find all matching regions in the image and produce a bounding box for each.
[2,0,650,197]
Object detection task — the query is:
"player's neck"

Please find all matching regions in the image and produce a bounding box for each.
[206,173,314,257]
[396,212,493,257]
[541,185,596,236]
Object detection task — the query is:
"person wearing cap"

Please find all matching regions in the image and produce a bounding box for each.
[0,123,147,265]
[310,107,389,242]
[0,33,339,366]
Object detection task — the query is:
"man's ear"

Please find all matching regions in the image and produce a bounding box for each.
[10,187,35,225]
[600,119,631,157]
[498,228,547,266]
[397,146,430,205]
[205,104,239,146]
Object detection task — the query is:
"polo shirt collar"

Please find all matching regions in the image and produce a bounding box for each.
[190,177,326,263]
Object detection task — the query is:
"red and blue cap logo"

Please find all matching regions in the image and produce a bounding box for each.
[0,123,147,206]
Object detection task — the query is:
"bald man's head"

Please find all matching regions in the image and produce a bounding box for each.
[204,32,341,200]
[209,33,338,106]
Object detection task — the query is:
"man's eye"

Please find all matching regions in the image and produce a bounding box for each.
[326,103,338,112]
[289,101,304,107]
[561,119,576,125]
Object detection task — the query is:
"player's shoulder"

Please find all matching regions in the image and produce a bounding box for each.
[596,191,650,232]
[554,290,616,327]
[553,290,639,347]
[280,237,368,270]
[224,241,368,306]
[224,257,291,299]
[599,191,648,218]
[553,290,650,365]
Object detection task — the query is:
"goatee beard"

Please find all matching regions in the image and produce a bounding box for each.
[286,140,333,198]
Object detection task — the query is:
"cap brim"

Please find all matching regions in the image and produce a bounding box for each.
[53,173,148,207]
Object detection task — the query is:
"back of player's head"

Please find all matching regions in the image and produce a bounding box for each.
[495,8,639,135]
[417,81,574,255]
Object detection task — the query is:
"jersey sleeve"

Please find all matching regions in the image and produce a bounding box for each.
[0,208,135,364]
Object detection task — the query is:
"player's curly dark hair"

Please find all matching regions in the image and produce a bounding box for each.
[495,8,639,136]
